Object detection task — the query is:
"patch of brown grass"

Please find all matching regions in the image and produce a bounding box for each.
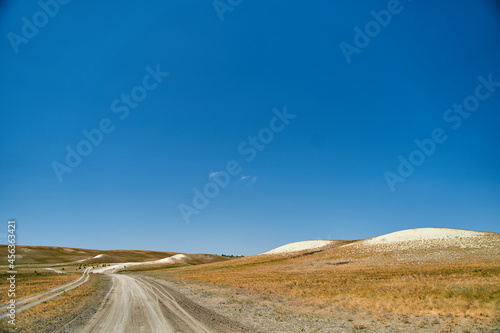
[0,274,110,332]
[143,243,500,324]
[170,262,499,320]
[0,270,80,304]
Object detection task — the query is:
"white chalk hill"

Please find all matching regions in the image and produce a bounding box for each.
[262,228,498,255]
[360,227,488,245]
[262,240,333,255]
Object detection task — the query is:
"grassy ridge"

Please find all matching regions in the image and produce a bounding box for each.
[0,244,179,265]
[0,270,80,304]
[120,253,230,273]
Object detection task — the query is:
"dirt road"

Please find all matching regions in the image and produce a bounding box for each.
[79,274,253,333]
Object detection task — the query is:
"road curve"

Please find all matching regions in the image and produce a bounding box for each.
[79,274,252,333]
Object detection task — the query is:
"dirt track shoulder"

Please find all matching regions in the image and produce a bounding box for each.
[52,274,112,333]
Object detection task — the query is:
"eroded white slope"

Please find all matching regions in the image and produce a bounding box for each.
[360,228,487,245]
[263,240,333,255]
[92,254,189,273]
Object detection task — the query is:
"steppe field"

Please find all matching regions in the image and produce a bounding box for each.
[1,228,499,332]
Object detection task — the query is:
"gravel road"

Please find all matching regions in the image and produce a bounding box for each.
[78,274,254,333]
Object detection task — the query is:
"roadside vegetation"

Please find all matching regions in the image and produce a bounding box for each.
[169,261,499,319]
[0,269,80,304]
[0,273,110,333]
[139,242,500,330]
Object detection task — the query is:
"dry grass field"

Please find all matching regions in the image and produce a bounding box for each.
[0,273,110,333]
[0,269,80,304]
[170,261,499,319]
[140,231,500,331]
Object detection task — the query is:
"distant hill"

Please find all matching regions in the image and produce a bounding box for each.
[0,245,226,267]
[259,227,500,264]
[163,227,500,329]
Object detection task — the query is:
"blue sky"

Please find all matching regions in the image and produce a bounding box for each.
[1,0,499,255]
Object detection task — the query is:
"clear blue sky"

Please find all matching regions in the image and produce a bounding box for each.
[1,1,499,255]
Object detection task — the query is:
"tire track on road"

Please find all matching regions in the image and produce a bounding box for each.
[79,274,254,333]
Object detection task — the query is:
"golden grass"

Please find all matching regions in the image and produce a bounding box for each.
[142,242,500,324]
[0,273,110,332]
[167,262,499,320]
[0,270,80,304]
